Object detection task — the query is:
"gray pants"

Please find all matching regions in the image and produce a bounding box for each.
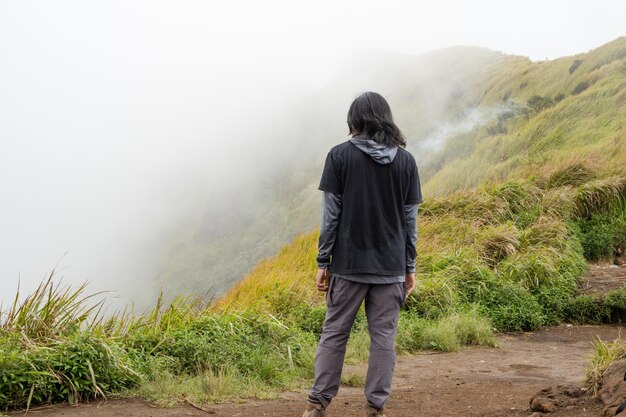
[308,276,405,410]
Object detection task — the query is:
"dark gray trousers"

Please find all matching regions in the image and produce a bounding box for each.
[308,276,404,410]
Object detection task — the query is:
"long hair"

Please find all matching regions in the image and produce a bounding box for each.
[347,92,406,148]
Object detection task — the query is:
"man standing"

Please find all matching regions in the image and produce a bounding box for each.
[303,92,422,417]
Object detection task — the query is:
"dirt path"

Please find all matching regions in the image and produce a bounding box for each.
[11,324,624,417]
[580,264,626,294]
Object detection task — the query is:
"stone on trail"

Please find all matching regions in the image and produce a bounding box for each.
[529,385,588,414]
[597,358,626,416]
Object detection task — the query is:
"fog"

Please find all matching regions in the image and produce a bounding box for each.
[1,0,625,310]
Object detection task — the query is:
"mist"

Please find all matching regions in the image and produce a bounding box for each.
[1,1,625,310]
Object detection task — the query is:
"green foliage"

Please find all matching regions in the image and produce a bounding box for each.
[547,163,596,188]
[585,337,626,395]
[572,80,589,95]
[289,303,327,336]
[527,95,555,113]
[396,309,495,353]
[478,280,545,332]
[534,284,573,325]
[0,333,138,410]
[566,294,611,324]
[577,211,626,260]
[565,287,626,325]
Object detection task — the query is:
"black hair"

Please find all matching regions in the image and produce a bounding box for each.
[347,91,406,148]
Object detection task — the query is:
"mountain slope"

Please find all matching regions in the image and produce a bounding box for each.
[422,37,626,195]
[220,38,626,317]
[155,46,519,298]
[159,38,625,301]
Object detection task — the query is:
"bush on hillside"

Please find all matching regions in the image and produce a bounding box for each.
[528,95,555,113]
[486,121,507,136]
[547,164,596,188]
[572,80,589,95]
[574,176,626,219]
[566,294,611,324]
[576,212,625,261]
[569,60,583,74]
[479,280,545,332]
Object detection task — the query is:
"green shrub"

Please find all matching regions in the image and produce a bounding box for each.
[290,303,326,336]
[417,310,495,352]
[577,212,624,260]
[479,281,545,331]
[0,333,139,409]
[565,294,610,324]
[605,288,626,323]
[527,95,554,113]
[396,314,428,353]
[534,284,574,325]
[405,272,458,319]
[569,60,583,74]
[572,80,589,95]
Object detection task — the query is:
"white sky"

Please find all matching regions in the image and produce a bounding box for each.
[0,0,624,307]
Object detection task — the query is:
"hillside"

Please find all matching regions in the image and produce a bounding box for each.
[421,37,626,195]
[157,38,626,301]
[1,38,623,413]
[154,45,517,298]
[221,37,626,311]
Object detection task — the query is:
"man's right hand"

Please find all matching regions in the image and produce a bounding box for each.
[405,272,416,296]
[316,268,330,292]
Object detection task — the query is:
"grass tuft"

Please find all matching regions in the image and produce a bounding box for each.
[585,337,626,395]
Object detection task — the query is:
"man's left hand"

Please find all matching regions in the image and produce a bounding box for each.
[405,272,416,296]
[316,268,330,292]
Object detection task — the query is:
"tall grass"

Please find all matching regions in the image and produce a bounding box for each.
[585,336,626,395]
[1,273,105,340]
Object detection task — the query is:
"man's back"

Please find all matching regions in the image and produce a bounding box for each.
[319,139,421,276]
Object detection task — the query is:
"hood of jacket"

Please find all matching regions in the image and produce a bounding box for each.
[349,136,398,165]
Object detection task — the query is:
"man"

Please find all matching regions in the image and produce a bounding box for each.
[303,91,422,417]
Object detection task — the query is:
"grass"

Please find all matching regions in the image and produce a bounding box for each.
[1,38,626,412]
[585,336,626,395]
[340,372,366,388]
[132,367,276,406]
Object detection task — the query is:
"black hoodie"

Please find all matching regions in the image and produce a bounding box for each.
[316,137,422,278]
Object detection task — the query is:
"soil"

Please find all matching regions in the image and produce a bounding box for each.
[579,264,626,294]
[11,265,626,417]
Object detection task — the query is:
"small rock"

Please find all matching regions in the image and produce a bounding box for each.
[530,413,545,417]
[530,397,557,413]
